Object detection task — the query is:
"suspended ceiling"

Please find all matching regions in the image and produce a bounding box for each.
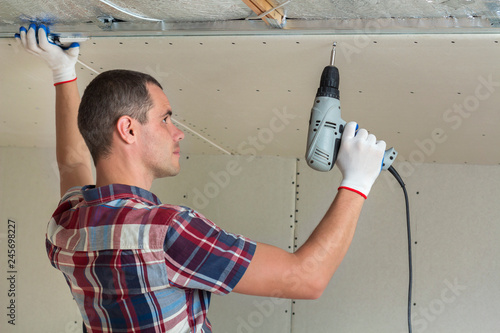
[1,1,500,165]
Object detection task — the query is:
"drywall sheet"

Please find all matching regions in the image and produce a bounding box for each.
[151,154,297,333]
[0,147,83,332]
[292,160,500,332]
[407,163,500,333]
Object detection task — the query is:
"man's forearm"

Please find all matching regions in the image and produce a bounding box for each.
[292,189,365,296]
[55,81,92,194]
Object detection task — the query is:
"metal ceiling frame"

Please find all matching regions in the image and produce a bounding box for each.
[1,17,499,38]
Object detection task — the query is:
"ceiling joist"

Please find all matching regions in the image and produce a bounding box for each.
[242,0,286,28]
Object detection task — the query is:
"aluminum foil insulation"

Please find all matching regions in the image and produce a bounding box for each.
[1,0,252,25]
[2,0,500,26]
[286,0,500,20]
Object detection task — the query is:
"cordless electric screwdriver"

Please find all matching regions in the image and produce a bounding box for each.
[306,43,397,172]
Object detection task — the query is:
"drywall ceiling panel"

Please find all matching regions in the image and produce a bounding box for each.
[2,33,500,164]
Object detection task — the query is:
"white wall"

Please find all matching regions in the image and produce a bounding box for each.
[1,148,499,332]
[0,147,82,333]
[292,160,500,332]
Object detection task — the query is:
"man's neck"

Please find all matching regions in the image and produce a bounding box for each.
[95,157,153,191]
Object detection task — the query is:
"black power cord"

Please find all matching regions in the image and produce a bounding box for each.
[388,166,412,333]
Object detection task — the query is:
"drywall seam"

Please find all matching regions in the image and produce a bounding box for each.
[173,121,232,155]
[290,157,300,332]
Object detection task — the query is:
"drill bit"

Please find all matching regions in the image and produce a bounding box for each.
[330,42,337,66]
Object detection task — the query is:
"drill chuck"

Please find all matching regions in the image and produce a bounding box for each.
[316,66,340,99]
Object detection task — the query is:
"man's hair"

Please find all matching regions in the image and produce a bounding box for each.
[78,69,163,163]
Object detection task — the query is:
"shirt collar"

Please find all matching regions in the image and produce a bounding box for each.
[81,184,162,206]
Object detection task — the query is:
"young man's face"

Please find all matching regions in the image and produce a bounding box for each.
[138,83,184,179]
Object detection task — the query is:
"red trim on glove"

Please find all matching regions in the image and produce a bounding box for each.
[54,78,77,86]
[338,186,367,200]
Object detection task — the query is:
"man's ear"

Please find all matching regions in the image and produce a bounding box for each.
[116,116,137,144]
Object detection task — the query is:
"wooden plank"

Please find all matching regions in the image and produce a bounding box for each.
[241,0,284,27]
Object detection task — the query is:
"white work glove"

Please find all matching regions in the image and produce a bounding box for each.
[337,122,386,199]
[16,24,79,85]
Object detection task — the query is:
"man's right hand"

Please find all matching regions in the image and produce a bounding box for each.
[16,24,80,86]
[336,121,386,199]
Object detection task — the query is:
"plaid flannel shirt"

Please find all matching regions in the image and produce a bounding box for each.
[46,184,256,332]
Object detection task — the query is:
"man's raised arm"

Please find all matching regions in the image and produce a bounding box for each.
[55,81,93,196]
[17,25,93,196]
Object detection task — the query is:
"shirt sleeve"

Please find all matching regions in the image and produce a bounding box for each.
[60,186,84,203]
[163,208,256,295]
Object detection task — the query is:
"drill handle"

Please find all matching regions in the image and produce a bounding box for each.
[382,148,398,170]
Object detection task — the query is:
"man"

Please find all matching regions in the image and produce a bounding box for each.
[17,24,386,332]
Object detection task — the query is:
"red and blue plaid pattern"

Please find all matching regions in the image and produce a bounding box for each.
[46,184,255,332]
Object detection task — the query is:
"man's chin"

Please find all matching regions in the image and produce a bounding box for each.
[156,167,180,179]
